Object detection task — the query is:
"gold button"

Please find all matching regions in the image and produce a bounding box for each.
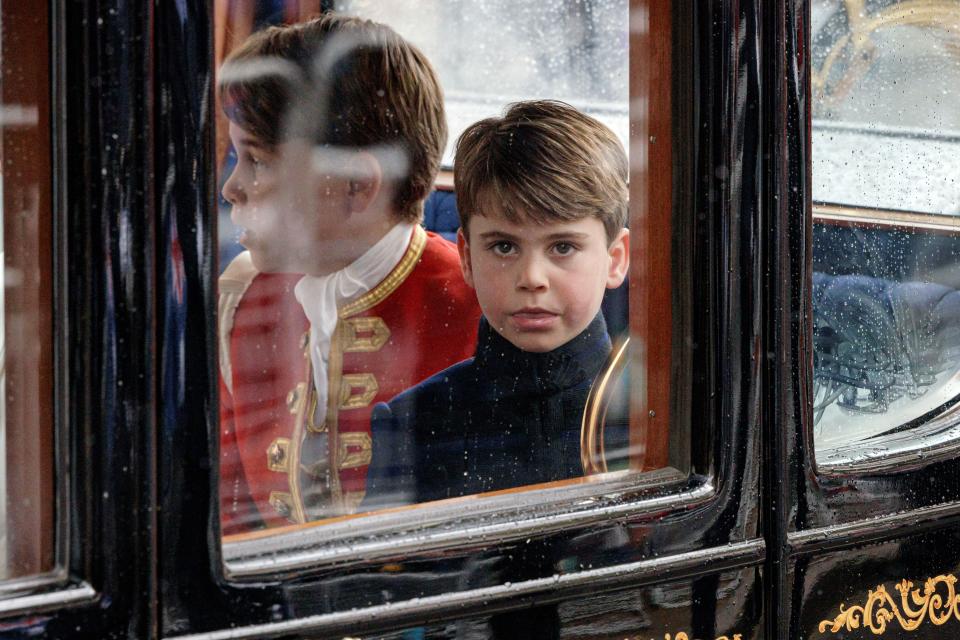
[268,491,293,519]
[266,438,290,472]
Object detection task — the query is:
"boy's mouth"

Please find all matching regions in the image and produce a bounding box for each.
[509,308,559,331]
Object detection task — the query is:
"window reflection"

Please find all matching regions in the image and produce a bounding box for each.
[0,1,55,581]
[215,3,646,547]
[335,0,629,164]
[812,0,960,213]
[811,0,960,461]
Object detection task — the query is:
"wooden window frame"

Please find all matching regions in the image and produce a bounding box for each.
[2,0,56,580]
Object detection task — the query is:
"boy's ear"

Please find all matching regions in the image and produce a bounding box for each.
[457,228,475,289]
[605,228,629,289]
[343,151,383,215]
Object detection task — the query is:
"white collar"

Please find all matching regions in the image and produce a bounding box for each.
[293,222,415,421]
[294,222,415,322]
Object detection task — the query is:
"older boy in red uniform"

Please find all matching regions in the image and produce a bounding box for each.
[218,14,480,533]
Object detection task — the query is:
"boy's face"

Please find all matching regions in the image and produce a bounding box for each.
[222,122,353,275]
[458,212,629,353]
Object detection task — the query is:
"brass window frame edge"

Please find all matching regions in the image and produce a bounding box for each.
[224,470,712,579]
[190,539,762,640]
[813,203,960,233]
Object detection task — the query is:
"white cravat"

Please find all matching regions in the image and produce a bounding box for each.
[294,223,414,423]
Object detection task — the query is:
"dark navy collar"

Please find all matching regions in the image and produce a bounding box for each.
[473,313,612,395]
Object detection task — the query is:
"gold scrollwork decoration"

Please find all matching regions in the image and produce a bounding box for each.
[642,634,742,640]
[818,574,960,635]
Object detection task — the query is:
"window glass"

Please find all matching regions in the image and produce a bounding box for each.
[0,1,56,581]
[810,0,960,465]
[336,0,629,165]
[214,2,667,566]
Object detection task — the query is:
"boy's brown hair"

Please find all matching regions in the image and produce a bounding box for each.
[454,100,628,243]
[219,13,447,223]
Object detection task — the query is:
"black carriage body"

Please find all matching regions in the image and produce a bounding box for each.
[2,1,959,639]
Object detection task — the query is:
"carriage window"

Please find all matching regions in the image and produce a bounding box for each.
[811,0,960,468]
[215,2,677,571]
[0,2,56,581]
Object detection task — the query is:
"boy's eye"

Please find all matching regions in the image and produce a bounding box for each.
[242,150,271,172]
[552,241,577,256]
[489,241,517,257]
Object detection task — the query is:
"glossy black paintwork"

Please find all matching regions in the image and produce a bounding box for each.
[152,0,265,635]
[771,0,960,637]
[793,526,960,639]
[763,0,811,637]
[4,1,781,637]
[783,0,960,528]
[372,568,763,640]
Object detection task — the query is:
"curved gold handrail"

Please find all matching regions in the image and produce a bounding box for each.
[580,336,630,476]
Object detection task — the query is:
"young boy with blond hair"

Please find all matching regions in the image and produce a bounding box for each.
[217,14,481,532]
[363,100,629,508]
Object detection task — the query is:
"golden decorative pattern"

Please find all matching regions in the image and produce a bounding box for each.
[266,438,291,472]
[304,385,327,433]
[818,574,960,635]
[343,316,391,352]
[323,323,344,502]
[284,347,313,525]
[339,225,427,318]
[339,373,379,409]
[638,635,741,640]
[337,432,373,469]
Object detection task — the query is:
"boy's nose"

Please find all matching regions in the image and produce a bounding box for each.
[516,255,549,291]
[221,171,246,206]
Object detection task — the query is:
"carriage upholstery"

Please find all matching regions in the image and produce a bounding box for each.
[423,190,460,242]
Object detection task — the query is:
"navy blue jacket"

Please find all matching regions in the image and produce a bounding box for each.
[362,314,612,510]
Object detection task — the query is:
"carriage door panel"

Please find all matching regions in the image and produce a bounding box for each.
[782,1,960,637]
[150,1,766,638]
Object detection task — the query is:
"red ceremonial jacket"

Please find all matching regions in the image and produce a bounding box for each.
[219,227,481,534]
